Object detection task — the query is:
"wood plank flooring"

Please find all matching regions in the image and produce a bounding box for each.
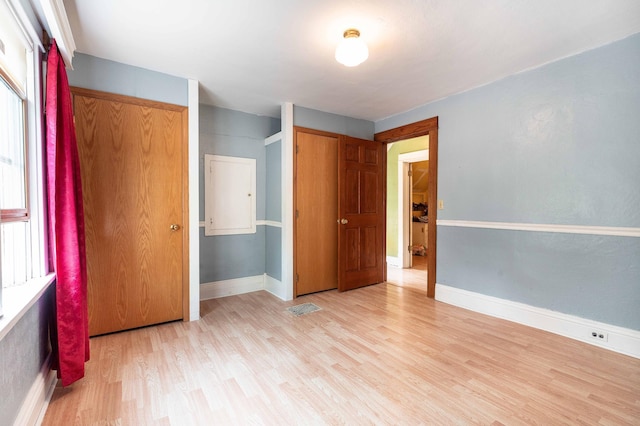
[42,283,640,425]
[387,255,428,293]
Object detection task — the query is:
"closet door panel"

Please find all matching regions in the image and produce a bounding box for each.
[294,129,338,296]
[73,88,187,336]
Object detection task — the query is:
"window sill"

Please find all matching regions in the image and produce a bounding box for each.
[0,273,55,342]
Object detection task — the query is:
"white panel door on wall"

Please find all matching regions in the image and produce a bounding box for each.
[205,154,256,236]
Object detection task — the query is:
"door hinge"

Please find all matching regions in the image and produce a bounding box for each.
[408,245,412,252]
[296,210,299,219]
[408,170,413,176]
[296,273,299,282]
[296,145,299,154]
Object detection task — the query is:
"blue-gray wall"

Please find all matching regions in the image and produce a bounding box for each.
[199,105,280,283]
[0,286,53,426]
[265,226,282,281]
[67,54,188,106]
[376,33,640,330]
[294,106,374,140]
[265,141,282,281]
[265,141,282,222]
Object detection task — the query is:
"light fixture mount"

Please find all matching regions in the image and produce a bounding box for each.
[335,28,369,67]
[343,29,360,38]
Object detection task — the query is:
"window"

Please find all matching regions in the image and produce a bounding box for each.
[0,75,28,222]
[0,34,31,290]
[0,0,47,297]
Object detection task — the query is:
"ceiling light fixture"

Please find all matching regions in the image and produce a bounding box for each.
[335,28,369,67]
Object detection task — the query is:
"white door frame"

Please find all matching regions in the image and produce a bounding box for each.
[397,150,428,268]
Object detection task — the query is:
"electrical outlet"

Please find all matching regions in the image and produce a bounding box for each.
[438,199,444,210]
[589,330,608,342]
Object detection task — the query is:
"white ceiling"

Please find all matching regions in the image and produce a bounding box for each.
[62,0,640,121]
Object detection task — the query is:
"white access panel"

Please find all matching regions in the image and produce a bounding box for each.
[204,154,256,236]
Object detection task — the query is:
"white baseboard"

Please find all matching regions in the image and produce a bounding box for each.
[264,274,287,301]
[14,354,58,426]
[200,275,265,300]
[435,283,640,359]
[386,256,400,268]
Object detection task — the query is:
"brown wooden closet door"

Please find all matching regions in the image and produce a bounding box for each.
[294,129,338,296]
[73,88,186,336]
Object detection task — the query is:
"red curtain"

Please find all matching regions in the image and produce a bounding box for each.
[45,40,89,386]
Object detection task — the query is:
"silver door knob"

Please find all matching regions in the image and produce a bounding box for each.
[340,218,348,225]
[170,224,181,231]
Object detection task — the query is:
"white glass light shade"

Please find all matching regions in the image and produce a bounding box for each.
[335,30,369,67]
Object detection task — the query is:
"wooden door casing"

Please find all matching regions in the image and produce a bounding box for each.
[72,87,188,336]
[338,136,385,291]
[375,117,438,298]
[293,128,339,296]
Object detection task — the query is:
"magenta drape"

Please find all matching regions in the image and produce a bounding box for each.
[45,40,89,386]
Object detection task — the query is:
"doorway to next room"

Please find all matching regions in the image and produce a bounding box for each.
[385,136,430,294]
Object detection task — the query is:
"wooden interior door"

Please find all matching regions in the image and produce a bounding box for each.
[72,87,188,336]
[294,128,338,296]
[338,136,385,291]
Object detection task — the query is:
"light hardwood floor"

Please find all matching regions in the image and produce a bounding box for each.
[42,282,640,425]
[387,255,428,293]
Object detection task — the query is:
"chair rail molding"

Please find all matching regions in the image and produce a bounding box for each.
[437,220,640,238]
